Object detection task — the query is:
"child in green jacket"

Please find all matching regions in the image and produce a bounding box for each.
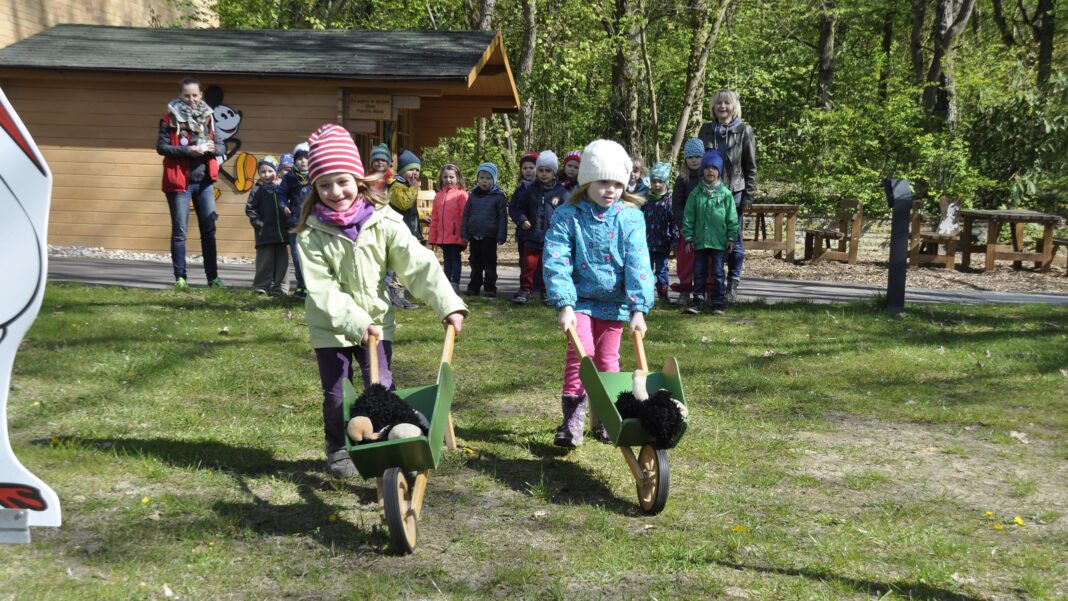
[682,150,737,315]
[295,124,468,478]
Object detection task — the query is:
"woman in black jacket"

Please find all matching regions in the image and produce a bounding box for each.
[697,89,756,302]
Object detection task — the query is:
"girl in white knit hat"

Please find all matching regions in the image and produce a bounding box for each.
[541,139,655,447]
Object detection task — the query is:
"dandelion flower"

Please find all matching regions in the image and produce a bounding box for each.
[1014,516,1024,526]
[731,524,749,533]
[142,497,151,505]
[994,523,1004,531]
[984,511,994,519]
[327,514,338,523]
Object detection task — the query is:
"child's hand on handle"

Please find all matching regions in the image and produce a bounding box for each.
[443,311,464,335]
[557,306,577,333]
[361,324,383,345]
[726,241,735,254]
[685,241,694,254]
[629,311,647,335]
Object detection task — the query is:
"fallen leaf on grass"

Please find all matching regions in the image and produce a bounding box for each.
[700,335,710,343]
[642,524,656,530]
[163,584,174,598]
[951,572,977,586]
[218,326,230,336]
[1009,431,1030,444]
[1060,369,1068,378]
[936,346,946,355]
[762,350,775,357]
[729,337,738,344]
[283,310,293,320]
[147,511,161,521]
[985,349,992,358]
[533,511,547,518]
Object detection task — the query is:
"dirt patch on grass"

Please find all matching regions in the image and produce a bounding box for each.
[794,413,1068,532]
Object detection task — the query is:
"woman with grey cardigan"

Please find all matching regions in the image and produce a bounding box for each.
[697,89,756,302]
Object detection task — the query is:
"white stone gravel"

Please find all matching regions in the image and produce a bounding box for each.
[48,245,255,265]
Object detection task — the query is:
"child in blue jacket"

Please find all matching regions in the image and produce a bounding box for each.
[279,142,311,297]
[461,162,508,296]
[543,140,654,448]
[643,161,678,302]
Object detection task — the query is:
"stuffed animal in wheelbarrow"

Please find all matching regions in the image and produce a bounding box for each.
[346,384,430,444]
[615,370,688,448]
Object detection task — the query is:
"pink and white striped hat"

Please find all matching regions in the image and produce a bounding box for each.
[307,124,364,183]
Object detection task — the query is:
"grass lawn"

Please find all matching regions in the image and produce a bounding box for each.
[4,283,1067,600]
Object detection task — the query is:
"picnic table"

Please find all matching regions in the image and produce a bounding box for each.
[742,203,799,261]
[959,209,1064,272]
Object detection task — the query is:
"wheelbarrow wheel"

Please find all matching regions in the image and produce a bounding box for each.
[636,444,670,515]
[382,467,418,554]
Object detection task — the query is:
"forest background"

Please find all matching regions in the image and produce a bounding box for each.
[198,0,1065,216]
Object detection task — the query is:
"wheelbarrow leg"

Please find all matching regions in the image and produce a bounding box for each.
[445,413,457,450]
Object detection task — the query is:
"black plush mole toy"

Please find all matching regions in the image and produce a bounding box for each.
[615,370,688,448]
[346,383,429,444]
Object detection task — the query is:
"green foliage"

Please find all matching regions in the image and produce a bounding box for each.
[209,0,1066,214]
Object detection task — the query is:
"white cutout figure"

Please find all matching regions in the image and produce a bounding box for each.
[0,86,61,532]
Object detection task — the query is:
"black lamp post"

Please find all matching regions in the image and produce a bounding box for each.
[884,178,912,313]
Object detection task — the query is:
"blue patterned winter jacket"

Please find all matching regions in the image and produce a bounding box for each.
[642,191,678,255]
[542,199,655,321]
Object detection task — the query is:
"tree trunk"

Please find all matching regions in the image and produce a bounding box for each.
[910,0,928,86]
[922,0,977,129]
[878,2,895,101]
[607,0,643,153]
[517,0,537,151]
[472,0,497,157]
[816,0,837,111]
[990,0,1016,44]
[667,0,733,163]
[1033,0,1055,88]
[638,0,660,162]
[501,114,516,158]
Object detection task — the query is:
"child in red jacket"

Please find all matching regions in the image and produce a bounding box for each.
[428,163,469,292]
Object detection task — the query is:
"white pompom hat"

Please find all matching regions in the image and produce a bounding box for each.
[577,139,633,187]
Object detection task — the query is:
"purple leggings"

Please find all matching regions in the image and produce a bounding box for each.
[315,342,393,449]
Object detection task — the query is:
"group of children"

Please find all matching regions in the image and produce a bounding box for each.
[284,122,745,475]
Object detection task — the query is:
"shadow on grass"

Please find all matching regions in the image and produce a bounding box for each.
[63,437,384,552]
[458,424,639,515]
[717,560,984,601]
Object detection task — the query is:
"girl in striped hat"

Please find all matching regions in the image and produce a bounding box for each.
[295,124,468,478]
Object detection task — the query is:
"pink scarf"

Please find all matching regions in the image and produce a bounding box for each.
[315,198,376,241]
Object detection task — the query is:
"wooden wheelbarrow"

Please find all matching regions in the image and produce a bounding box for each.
[566,327,687,514]
[341,325,458,554]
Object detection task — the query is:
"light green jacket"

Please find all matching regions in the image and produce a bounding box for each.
[297,204,468,348]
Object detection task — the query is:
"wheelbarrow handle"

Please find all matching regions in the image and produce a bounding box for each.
[632,330,649,372]
[367,333,380,385]
[441,323,456,366]
[566,326,587,358]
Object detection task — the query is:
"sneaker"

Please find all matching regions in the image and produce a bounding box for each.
[710,306,726,315]
[685,297,704,315]
[174,277,189,291]
[208,277,226,289]
[326,447,357,478]
[252,287,268,295]
[268,287,286,296]
[512,291,529,305]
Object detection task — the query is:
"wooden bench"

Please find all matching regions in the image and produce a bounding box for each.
[804,199,864,264]
[909,198,960,269]
[1034,236,1068,276]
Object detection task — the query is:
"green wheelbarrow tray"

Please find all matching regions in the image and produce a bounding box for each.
[568,327,686,514]
[579,355,687,447]
[341,361,455,479]
[339,325,459,554]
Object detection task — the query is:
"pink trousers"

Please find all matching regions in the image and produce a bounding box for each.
[562,312,623,397]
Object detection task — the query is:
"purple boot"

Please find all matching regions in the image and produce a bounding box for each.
[553,394,587,448]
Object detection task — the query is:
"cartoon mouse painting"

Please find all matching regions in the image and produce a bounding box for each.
[0,87,61,538]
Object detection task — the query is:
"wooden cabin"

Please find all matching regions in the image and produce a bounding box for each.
[0,25,519,257]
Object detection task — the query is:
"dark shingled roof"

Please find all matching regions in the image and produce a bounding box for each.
[0,24,497,81]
